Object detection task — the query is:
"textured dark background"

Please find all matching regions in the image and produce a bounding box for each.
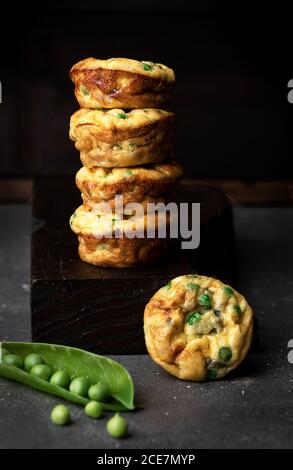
[0,1,292,179]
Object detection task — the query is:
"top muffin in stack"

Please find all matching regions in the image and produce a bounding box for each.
[69,58,182,268]
[70,57,175,109]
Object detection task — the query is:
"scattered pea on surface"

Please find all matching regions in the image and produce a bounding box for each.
[31,364,53,381]
[3,354,24,369]
[125,170,133,176]
[69,377,90,397]
[164,281,172,290]
[218,347,232,362]
[24,353,45,372]
[186,311,202,326]
[84,401,103,419]
[51,404,71,426]
[198,293,212,309]
[88,383,110,402]
[50,370,71,389]
[107,413,128,439]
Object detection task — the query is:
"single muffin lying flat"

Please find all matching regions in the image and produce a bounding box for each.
[76,161,183,211]
[69,205,171,267]
[69,57,175,109]
[144,275,253,381]
[70,108,175,168]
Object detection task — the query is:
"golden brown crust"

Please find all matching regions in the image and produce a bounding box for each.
[70,108,175,167]
[75,161,183,209]
[78,234,167,268]
[69,58,175,109]
[144,275,254,381]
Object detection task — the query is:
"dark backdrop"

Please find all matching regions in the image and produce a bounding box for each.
[0,2,291,179]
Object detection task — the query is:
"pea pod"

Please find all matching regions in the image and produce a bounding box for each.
[0,342,134,411]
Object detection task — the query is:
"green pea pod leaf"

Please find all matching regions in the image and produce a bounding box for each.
[0,342,134,411]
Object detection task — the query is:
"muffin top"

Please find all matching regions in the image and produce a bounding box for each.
[70,57,175,82]
[144,275,254,381]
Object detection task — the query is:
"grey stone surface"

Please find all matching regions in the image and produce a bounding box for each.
[0,205,31,340]
[0,205,293,449]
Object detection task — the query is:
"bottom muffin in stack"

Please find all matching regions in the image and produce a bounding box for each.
[70,204,172,268]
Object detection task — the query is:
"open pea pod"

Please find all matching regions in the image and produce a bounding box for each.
[0,342,134,411]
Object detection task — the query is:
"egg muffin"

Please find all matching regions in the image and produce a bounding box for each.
[144,275,253,381]
[76,161,183,211]
[70,108,175,168]
[70,205,171,267]
[69,57,175,109]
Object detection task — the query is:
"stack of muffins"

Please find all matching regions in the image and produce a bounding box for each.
[69,58,182,268]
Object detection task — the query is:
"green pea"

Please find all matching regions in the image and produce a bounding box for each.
[208,369,218,380]
[0,348,10,360]
[50,370,71,389]
[142,63,153,71]
[31,364,53,381]
[24,353,45,372]
[69,377,90,397]
[125,170,133,176]
[186,282,200,293]
[3,354,24,369]
[51,404,71,426]
[84,401,103,419]
[164,281,172,290]
[107,413,128,438]
[223,287,234,297]
[116,113,128,120]
[218,347,232,362]
[186,311,202,326]
[88,383,110,402]
[80,85,90,96]
[233,305,242,315]
[198,293,212,309]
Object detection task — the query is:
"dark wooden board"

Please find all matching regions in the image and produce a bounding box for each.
[31,177,235,353]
